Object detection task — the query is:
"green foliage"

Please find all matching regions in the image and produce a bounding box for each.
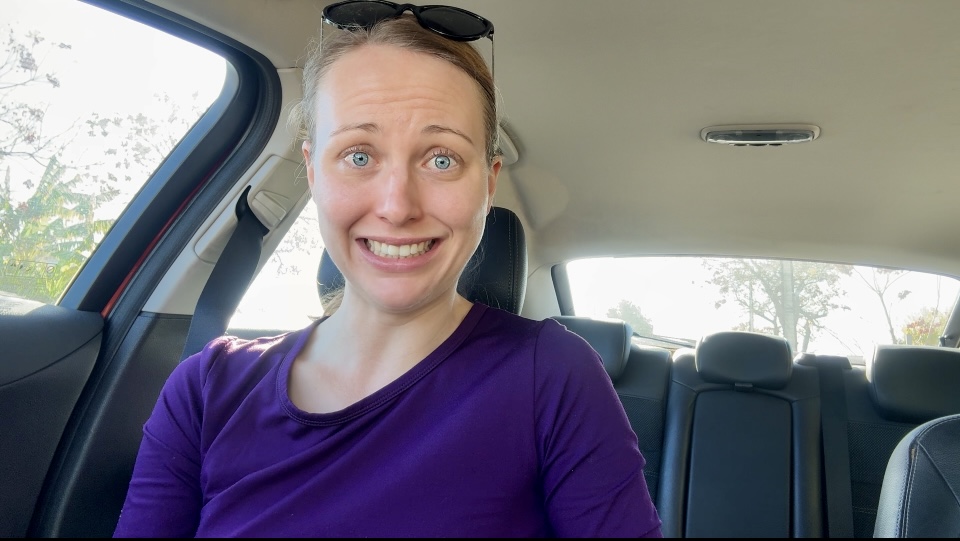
[0,26,204,303]
[606,299,654,335]
[901,307,949,346]
[0,157,117,302]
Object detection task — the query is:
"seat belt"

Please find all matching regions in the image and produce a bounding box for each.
[180,186,268,360]
[812,354,855,537]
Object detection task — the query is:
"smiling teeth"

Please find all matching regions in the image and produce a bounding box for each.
[366,239,435,258]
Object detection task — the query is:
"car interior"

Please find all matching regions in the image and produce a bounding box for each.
[3,0,960,537]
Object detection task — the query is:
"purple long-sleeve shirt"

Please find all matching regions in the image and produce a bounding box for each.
[114,303,662,537]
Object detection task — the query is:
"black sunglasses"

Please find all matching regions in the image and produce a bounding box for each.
[322,0,494,42]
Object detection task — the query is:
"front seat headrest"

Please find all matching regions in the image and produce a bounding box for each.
[552,316,633,381]
[317,206,527,315]
[868,344,960,424]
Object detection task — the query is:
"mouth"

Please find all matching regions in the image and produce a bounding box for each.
[363,238,437,259]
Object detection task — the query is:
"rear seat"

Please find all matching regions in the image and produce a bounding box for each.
[552,318,960,539]
[827,344,960,537]
[551,316,672,506]
[658,331,823,538]
[616,342,672,504]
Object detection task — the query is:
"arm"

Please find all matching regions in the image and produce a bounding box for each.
[534,320,662,538]
[113,338,228,538]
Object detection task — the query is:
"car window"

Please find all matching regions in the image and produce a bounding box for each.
[566,256,960,360]
[0,0,226,303]
[230,197,326,332]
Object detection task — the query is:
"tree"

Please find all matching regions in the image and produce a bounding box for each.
[84,91,206,184]
[267,201,321,277]
[0,27,72,165]
[0,156,117,301]
[901,307,949,346]
[704,259,852,352]
[0,26,204,302]
[606,299,655,335]
[855,268,910,343]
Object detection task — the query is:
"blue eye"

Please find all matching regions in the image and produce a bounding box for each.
[433,155,451,169]
[351,152,370,167]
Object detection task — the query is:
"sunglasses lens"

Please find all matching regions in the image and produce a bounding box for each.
[419,7,491,40]
[324,1,399,28]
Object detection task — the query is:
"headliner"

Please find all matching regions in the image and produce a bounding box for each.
[146,0,960,278]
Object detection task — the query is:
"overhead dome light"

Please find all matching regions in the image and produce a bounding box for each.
[700,124,821,147]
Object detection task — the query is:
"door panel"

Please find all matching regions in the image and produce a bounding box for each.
[28,313,189,538]
[0,297,103,537]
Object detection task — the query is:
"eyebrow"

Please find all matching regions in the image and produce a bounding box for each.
[328,122,475,145]
[423,124,474,145]
[329,122,379,138]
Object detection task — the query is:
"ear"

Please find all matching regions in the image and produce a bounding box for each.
[486,156,502,214]
[302,140,315,190]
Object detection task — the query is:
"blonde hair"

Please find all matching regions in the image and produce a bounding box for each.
[289,15,500,165]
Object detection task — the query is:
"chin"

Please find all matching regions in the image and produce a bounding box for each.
[363,285,442,314]
[375,296,435,314]
[355,272,461,313]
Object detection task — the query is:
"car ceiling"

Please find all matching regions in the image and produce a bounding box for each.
[146,0,960,278]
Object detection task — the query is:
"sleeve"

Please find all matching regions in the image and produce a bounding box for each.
[112,337,231,538]
[534,320,663,538]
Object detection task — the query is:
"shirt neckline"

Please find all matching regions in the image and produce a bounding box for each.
[276,302,488,426]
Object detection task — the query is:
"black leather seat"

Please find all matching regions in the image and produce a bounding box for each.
[792,343,960,537]
[866,345,960,538]
[873,413,960,538]
[551,316,672,505]
[868,345,960,426]
[318,206,527,314]
[658,331,822,538]
[551,316,634,381]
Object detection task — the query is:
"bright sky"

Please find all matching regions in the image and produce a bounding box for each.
[567,257,960,358]
[2,0,225,203]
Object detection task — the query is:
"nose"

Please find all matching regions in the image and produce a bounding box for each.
[375,164,422,226]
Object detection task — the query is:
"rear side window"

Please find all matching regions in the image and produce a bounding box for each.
[0,0,226,303]
[566,256,960,361]
[230,198,326,332]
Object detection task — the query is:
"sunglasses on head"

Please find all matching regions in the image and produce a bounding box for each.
[322,0,494,42]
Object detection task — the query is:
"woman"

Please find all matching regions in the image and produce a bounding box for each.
[114,1,662,537]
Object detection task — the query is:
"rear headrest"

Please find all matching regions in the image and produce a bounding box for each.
[696,331,793,389]
[317,206,527,315]
[868,344,960,424]
[552,316,632,381]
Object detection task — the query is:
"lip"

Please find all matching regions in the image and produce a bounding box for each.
[356,237,442,272]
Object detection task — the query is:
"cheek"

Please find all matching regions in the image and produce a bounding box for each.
[311,172,364,236]
[432,177,490,231]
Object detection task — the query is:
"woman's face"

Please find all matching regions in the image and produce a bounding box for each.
[303,43,501,315]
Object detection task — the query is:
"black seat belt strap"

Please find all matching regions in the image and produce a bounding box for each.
[815,354,855,538]
[180,186,268,360]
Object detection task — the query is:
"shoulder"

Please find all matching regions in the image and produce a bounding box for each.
[471,305,602,372]
[168,327,310,400]
[470,305,582,346]
[147,327,312,447]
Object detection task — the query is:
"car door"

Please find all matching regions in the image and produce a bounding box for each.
[0,0,285,536]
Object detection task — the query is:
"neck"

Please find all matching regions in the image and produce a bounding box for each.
[312,288,474,375]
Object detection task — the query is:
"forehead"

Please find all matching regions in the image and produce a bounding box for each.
[315,44,486,137]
